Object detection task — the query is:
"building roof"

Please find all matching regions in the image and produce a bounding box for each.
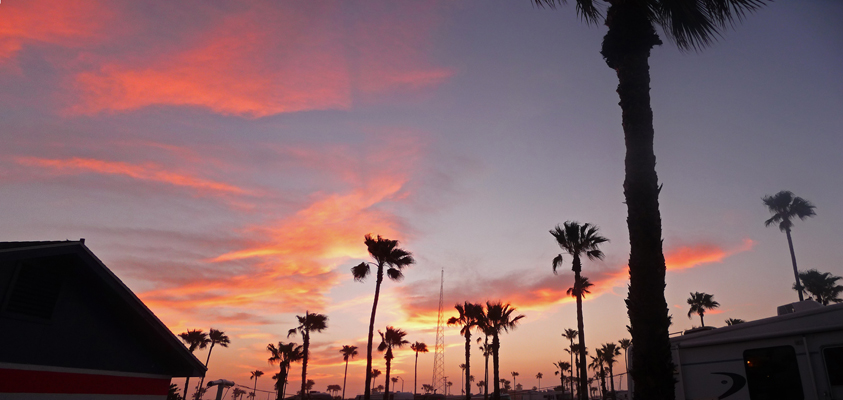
[0,240,206,377]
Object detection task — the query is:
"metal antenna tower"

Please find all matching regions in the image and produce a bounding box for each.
[432,269,446,394]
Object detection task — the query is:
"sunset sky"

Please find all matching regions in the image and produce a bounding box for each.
[1,0,842,397]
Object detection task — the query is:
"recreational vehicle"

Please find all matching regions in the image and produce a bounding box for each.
[628,301,843,400]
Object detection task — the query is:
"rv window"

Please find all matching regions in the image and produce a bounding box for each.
[823,346,843,386]
[743,346,803,400]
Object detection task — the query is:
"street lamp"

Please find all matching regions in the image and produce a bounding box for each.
[396,376,405,392]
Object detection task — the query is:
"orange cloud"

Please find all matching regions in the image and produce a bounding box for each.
[0,0,110,63]
[665,238,755,271]
[71,3,452,117]
[15,156,251,197]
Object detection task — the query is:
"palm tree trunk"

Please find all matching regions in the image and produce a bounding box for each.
[384,353,392,400]
[197,342,216,399]
[492,334,500,400]
[343,359,350,400]
[600,3,673,400]
[465,333,472,400]
[700,314,705,327]
[184,377,191,400]
[786,228,805,301]
[365,265,385,400]
[574,270,587,400]
[302,333,310,400]
[608,365,615,400]
[569,341,574,398]
[414,352,419,395]
[254,377,260,400]
[484,347,489,400]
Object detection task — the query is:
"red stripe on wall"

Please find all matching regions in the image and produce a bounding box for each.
[0,368,170,395]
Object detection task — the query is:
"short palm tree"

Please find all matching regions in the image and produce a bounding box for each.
[510,372,519,389]
[378,326,410,400]
[484,301,525,400]
[478,340,492,400]
[351,234,415,400]
[250,370,264,399]
[764,190,817,301]
[269,342,303,400]
[552,361,570,394]
[588,351,606,399]
[372,369,382,389]
[725,318,745,326]
[196,328,230,397]
[551,221,607,400]
[535,372,543,389]
[340,345,359,400]
[562,329,577,395]
[288,311,329,400]
[600,343,620,400]
[796,269,843,305]
[410,342,429,394]
[533,1,771,397]
[178,329,210,399]
[448,302,483,400]
[687,292,719,327]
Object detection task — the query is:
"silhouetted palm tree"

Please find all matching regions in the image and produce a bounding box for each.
[289,311,328,400]
[796,269,843,305]
[378,326,409,400]
[269,341,303,400]
[533,1,770,397]
[422,384,434,395]
[410,342,429,395]
[233,388,246,400]
[484,302,525,400]
[600,343,620,400]
[562,329,577,395]
[250,370,264,400]
[372,369,382,389]
[764,191,817,301]
[617,338,631,389]
[195,328,230,398]
[328,384,343,398]
[340,345,359,400]
[588,350,606,399]
[478,340,492,400]
[552,361,570,394]
[535,372,543,389]
[179,329,210,399]
[551,221,606,400]
[449,302,483,400]
[724,318,745,326]
[687,292,719,327]
[352,234,415,400]
[510,372,519,390]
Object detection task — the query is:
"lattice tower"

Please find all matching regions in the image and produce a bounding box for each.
[431,269,446,394]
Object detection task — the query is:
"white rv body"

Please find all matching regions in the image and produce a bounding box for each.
[628,301,843,400]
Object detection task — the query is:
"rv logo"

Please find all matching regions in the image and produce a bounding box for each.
[712,372,746,399]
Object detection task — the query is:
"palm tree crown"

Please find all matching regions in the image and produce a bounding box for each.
[351,234,415,400]
[796,269,843,305]
[687,292,719,327]
[268,342,303,400]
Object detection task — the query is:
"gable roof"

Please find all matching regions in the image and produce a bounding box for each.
[0,240,206,377]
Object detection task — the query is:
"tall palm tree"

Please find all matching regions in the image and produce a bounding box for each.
[562,329,577,396]
[535,372,543,389]
[195,328,231,398]
[764,191,817,301]
[535,1,770,398]
[410,342,429,395]
[340,345,359,400]
[250,370,264,400]
[796,269,843,305]
[378,326,410,400]
[588,350,606,400]
[288,311,329,400]
[449,302,483,400]
[510,372,519,390]
[551,221,607,400]
[179,329,210,399]
[478,339,492,400]
[351,234,415,400]
[687,292,719,327]
[617,338,631,390]
[484,301,525,400]
[269,342,304,400]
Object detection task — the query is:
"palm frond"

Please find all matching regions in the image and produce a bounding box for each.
[351,262,370,282]
[552,254,564,274]
[386,267,404,281]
